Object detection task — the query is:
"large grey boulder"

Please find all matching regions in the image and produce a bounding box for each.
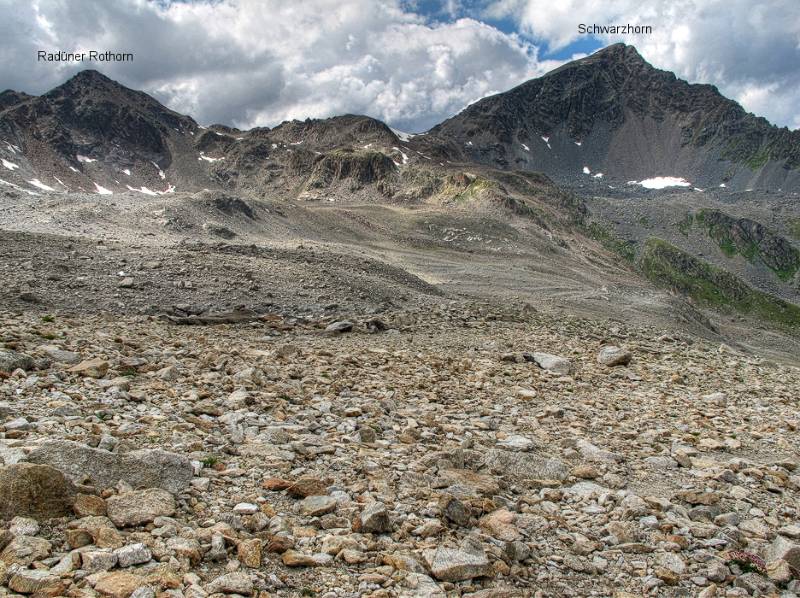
[765,535,800,570]
[23,440,193,493]
[597,346,632,366]
[0,349,34,373]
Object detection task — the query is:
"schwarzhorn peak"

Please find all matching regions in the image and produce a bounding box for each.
[430,44,800,190]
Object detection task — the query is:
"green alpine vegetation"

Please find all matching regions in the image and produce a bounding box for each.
[585,222,636,262]
[639,238,800,328]
[695,209,800,281]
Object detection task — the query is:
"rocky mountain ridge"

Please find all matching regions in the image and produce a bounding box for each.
[430,43,800,191]
[3,45,800,200]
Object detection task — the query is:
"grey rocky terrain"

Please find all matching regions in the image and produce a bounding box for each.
[1,43,800,598]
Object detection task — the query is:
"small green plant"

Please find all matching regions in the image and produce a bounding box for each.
[201,455,219,468]
[41,314,55,323]
[119,367,138,377]
[300,589,317,597]
[39,332,57,340]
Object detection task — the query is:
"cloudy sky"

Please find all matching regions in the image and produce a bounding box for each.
[1,0,798,132]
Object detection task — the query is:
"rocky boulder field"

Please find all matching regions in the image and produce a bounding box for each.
[1,298,799,597]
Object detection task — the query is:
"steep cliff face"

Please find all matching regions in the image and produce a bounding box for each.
[429,44,800,191]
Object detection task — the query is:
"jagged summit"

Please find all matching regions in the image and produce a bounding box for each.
[546,42,649,74]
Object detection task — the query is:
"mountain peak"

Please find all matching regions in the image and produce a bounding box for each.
[47,69,128,98]
[69,69,114,83]
[593,43,648,66]
[546,42,649,78]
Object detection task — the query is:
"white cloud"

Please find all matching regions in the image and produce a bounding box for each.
[2,0,797,131]
[0,0,546,132]
[486,0,800,129]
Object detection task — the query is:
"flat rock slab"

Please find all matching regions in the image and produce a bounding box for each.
[424,540,491,581]
[1,535,52,566]
[107,488,176,527]
[93,572,147,598]
[483,448,568,482]
[23,440,193,494]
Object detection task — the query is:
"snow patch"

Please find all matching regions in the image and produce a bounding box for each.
[637,176,691,189]
[390,128,415,142]
[541,136,551,149]
[593,172,604,179]
[29,178,55,191]
[199,152,224,163]
[719,183,727,188]
[77,154,97,163]
[122,168,131,176]
[466,141,473,146]
[94,183,113,195]
[0,177,37,195]
[521,143,530,151]
[4,142,20,154]
[2,159,19,171]
[392,147,409,165]
[53,176,68,189]
[271,143,278,149]
[582,166,591,175]
[68,166,79,173]
[126,184,157,196]
[574,141,582,146]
